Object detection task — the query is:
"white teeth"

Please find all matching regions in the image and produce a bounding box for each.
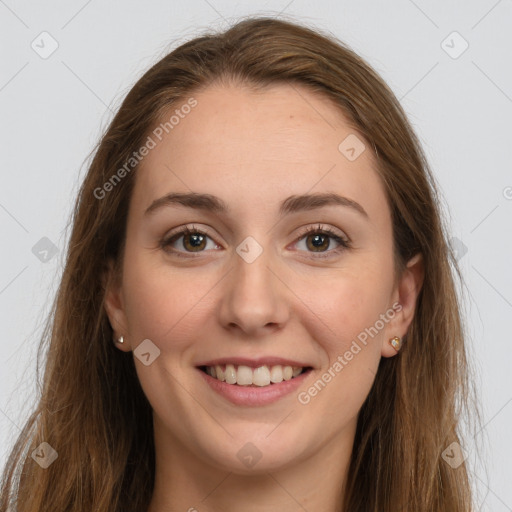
[225,364,236,384]
[252,366,271,386]
[204,364,304,386]
[270,365,283,383]
[236,365,253,386]
[215,365,225,382]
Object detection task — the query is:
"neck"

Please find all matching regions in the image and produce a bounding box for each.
[147,415,356,512]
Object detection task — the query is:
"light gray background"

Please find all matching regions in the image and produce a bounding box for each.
[1,1,511,509]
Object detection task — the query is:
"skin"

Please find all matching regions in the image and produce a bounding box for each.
[104,82,424,511]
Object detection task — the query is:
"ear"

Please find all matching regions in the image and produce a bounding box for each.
[102,258,131,351]
[381,252,424,358]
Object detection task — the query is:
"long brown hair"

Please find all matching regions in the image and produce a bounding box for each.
[1,16,481,511]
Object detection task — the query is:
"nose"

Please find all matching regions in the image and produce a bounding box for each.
[218,244,290,338]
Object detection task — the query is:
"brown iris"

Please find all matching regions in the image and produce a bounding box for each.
[182,232,207,252]
[306,233,329,252]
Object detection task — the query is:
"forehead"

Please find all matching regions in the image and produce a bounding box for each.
[130,82,388,224]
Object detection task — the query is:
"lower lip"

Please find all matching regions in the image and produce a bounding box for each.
[197,368,313,406]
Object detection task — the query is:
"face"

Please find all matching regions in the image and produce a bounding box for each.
[105,82,422,475]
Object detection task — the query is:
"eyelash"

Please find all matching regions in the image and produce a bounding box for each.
[160,223,351,259]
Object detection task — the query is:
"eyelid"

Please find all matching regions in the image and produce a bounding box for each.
[291,223,351,259]
[160,223,351,258]
[294,223,350,244]
[165,224,215,241]
[161,224,219,258]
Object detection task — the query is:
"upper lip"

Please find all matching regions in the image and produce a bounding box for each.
[196,357,313,369]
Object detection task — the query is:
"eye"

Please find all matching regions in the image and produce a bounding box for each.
[292,224,351,258]
[160,223,351,259]
[160,225,220,257]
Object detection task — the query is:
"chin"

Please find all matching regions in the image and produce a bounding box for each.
[196,429,309,474]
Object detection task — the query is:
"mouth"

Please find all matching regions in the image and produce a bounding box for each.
[197,364,313,387]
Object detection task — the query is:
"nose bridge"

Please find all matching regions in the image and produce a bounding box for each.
[219,238,289,335]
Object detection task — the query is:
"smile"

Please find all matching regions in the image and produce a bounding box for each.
[199,363,311,387]
[197,363,314,407]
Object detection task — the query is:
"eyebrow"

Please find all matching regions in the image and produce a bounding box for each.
[144,191,369,219]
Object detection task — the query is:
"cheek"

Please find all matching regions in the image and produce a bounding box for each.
[120,247,172,340]
[295,271,391,417]
[121,251,221,346]
[296,265,392,356]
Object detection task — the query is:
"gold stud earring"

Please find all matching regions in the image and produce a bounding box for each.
[389,336,401,351]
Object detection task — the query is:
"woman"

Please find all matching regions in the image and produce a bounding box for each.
[0,16,479,511]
